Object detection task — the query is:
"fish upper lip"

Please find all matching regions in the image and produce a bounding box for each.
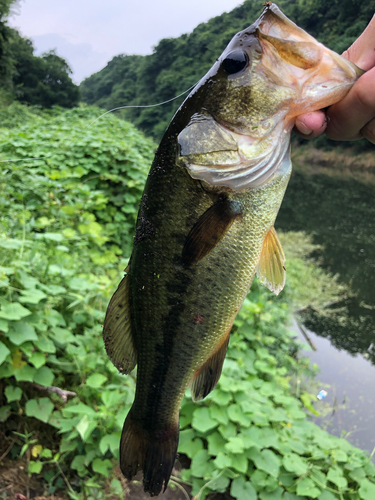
[329,50,365,78]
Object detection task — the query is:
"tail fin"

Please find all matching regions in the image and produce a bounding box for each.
[120,411,179,497]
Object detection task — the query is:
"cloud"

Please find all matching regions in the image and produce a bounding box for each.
[9,0,243,83]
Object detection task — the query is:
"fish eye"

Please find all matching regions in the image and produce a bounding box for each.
[222,50,249,75]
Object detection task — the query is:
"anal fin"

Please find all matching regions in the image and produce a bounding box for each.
[103,265,137,374]
[256,226,286,296]
[191,330,231,402]
[182,197,241,266]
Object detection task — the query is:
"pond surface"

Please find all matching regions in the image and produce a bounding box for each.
[276,160,375,455]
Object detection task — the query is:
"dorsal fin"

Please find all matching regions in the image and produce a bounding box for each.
[182,197,241,267]
[256,226,286,296]
[103,266,137,374]
[191,330,231,401]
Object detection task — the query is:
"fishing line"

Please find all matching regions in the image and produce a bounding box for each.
[84,82,198,130]
[0,82,198,164]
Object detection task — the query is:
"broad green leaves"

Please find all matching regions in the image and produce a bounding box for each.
[192,407,218,433]
[0,106,151,495]
[231,477,257,500]
[177,295,375,500]
[26,398,54,423]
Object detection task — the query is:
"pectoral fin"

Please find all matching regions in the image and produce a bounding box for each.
[256,226,286,296]
[103,266,137,374]
[191,330,231,401]
[182,198,242,266]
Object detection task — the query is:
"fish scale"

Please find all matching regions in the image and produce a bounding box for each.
[102,3,363,496]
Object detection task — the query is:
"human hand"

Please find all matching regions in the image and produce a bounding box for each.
[294,14,375,144]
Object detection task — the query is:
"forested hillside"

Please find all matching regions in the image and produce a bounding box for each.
[80,0,375,140]
[0,0,79,108]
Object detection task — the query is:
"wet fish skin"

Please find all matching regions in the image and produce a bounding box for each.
[103,4,363,496]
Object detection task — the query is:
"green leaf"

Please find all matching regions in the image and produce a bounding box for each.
[282,453,308,475]
[231,453,248,473]
[35,336,56,353]
[76,414,95,441]
[0,319,8,332]
[7,321,38,346]
[227,404,251,426]
[218,422,237,440]
[50,327,76,345]
[331,449,348,462]
[33,366,55,387]
[349,467,367,484]
[19,289,47,304]
[301,391,319,416]
[101,390,122,407]
[0,405,11,422]
[230,477,257,500]
[178,430,203,459]
[209,404,229,425]
[40,448,52,458]
[259,486,283,500]
[192,407,218,433]
[327,467,347,489]
[92,458,112,477]
[28,461,43,474]
[247,448,281,478]
[0,341,10,364]
[71,455,86,471]
[0,302,31,320]
[225,437,245,454]
[0,238,24,249]
[214,452,232,469]
[63,403,96,416]
[190,449,211,478]
[14,364,36,382]
[5,385,22,402]
[29,352,46,369]
[296,477,321,498]
[358,479,375,500]
[86,373,108,388]
[26,398,54,423]
[207,432,227,456]
[211,390,232,405]
[39,232,65,242]
[99,434,120,456]
[317,491,337,500]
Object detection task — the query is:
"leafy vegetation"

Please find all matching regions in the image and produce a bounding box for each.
[178,292,375,500]
[80,0,375,145]
[0,106,375,499]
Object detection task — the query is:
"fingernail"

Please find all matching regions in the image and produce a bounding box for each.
[296,119,313,136]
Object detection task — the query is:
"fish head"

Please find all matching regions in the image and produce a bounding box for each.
[177,3,363,191]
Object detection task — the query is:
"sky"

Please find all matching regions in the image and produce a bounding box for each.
[9,0,244,84]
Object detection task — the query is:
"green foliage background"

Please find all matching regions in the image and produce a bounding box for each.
[0,107,375,499]
[80,0,375,142]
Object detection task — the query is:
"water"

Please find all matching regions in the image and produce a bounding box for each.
[294,321,375,454]
[277,160,375,454]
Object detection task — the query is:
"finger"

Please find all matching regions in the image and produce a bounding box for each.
[294,110,327,139]
[326,68,375,141]
[342,14,375,70]
[361,116,375,144]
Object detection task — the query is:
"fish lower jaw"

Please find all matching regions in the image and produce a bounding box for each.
[185,120,292,191]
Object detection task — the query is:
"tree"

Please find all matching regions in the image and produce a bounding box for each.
[0,0,17,92]
[10,31,80,108]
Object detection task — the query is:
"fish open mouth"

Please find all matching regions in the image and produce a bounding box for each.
[176,3,363,192]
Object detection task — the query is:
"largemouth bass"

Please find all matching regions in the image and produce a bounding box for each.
[103,3,363,496]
